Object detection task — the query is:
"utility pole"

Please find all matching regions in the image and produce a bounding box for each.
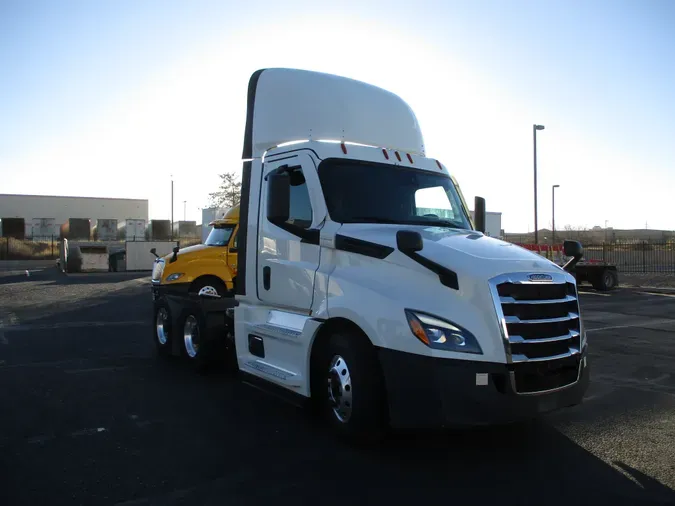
[170,176,174,241]
[552,184,560,247]
[533,124,545,244]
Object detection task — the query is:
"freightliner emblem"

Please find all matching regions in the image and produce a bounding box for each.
[528,273,553,282]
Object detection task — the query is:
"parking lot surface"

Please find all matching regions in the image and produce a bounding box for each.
[1,269,674,505]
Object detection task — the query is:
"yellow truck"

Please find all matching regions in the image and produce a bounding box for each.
[151,204,239,366]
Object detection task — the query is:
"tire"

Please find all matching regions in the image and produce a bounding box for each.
[179,310,212,373]
[317,331,387,443]
[190,277,228,298]
[592,269,618,291]
[153,303,172,357]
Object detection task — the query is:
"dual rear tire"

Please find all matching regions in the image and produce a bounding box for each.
[152,303,213,373]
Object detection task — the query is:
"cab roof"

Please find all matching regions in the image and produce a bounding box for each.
[243,68,425,159]
[208,203,239,227]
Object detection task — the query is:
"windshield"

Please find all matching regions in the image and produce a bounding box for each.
[205,225,235,246]
[317,160,472,229]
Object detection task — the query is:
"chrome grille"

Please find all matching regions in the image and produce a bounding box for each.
[489,271,583,395]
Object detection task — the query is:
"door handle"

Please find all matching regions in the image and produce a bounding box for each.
[263,266,271,290]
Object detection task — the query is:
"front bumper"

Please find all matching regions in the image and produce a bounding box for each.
[151,281,190,304]
[378,348,589,429]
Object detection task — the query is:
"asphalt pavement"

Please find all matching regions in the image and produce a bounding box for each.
[1,269,674,506]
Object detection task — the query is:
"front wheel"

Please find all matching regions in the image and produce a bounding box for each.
[190,277,228,298]
[318,332,387,442]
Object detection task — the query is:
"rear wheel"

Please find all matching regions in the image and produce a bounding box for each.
[317,331,387,442]
[153,304,172,356]
[180,310,212,373]
[592,269,618,291]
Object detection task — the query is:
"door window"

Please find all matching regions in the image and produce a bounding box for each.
[287,168,313,229]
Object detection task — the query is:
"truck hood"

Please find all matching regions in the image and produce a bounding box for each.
[162,243,211,261]
[336,224,565,279]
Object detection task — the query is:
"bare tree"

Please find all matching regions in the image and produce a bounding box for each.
[208,172,242,208]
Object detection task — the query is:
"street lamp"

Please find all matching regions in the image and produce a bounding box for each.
[552,184,560,248]
[533,124,545,244]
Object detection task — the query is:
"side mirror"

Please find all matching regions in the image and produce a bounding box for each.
[562,240,584,273]
[150,247,158,258]
[396,230,423,253]
[267,173,290,223]
[171,245,180,263]
[173,246,180,254]
[563,240,583,258]
[474,196,486,233]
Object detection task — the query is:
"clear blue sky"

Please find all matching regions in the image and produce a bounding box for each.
[1,0,674,232]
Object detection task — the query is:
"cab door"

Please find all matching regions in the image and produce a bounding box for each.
[257,152,325,312]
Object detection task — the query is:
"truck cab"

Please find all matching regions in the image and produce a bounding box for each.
[226,68,590,439]
[151,204,239,298]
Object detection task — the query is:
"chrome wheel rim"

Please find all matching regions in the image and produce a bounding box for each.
[198,285,220,298]
[156,308,169,345]
[183,315,200,358]
[327,355,352,423]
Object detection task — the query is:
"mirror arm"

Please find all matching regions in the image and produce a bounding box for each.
[563,254,583,273]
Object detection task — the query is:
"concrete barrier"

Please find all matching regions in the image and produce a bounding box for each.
[60,241,110,272]
[79,245,109,272]
[125,241,178,271]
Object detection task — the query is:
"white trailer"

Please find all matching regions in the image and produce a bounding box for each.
[29,218,56,238]
[151,68,588,440]
[119,219,146,241]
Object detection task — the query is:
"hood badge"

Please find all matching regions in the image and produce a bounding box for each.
[528,273,553,282]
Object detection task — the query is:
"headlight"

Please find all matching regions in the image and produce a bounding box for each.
[405,310,483,354]
[165,273,184,282]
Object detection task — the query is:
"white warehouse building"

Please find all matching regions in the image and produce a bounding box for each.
[0,193,149,239]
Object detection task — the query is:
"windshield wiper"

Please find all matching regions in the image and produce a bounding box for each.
[345,216,463,229]
[346,216,402,224]
[401,218,463,229]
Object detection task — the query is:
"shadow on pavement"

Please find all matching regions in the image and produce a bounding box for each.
[0,268,149,286]
[1,282,674,506]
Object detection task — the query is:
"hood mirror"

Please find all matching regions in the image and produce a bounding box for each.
[396,230,423,253]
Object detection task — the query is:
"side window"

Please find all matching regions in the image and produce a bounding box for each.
[414,186,456,220]
[287,168,313,229]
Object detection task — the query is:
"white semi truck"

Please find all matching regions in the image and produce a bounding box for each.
[152,68,589,440]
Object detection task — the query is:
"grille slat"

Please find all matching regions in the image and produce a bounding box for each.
[491,275,582,395]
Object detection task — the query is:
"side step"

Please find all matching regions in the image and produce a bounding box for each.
[239,371,310,409]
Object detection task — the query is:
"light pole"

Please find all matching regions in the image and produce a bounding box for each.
[183,201,187,222]
[552,184,560,248]
[533,124,545,244]
[170,175,174,241]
